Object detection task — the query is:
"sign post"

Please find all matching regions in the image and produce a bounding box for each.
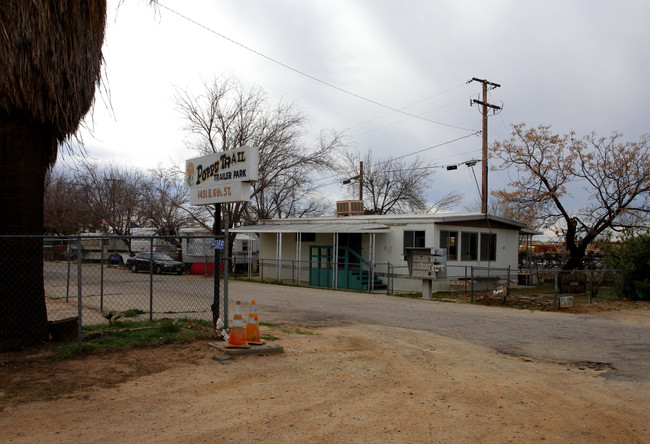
[185,146,259,331]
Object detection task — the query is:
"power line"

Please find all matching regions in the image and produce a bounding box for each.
[311,132,480,187]
[351,95,476,139]
[311,131,480,186]
[158,3,477,132]
[371,131,480,167]
[313,157,482,190]
[347,83,467,130]
[314,150,482,187]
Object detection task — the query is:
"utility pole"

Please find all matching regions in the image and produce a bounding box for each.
[359,161,363,201]
[343,160,364,201]
[469,77,501,214]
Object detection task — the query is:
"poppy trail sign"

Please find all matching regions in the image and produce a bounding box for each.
[185,146,259,205]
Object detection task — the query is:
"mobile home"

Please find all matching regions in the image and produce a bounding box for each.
[232,212,527,293]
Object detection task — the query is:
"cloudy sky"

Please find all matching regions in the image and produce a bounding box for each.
[75,0,650,212]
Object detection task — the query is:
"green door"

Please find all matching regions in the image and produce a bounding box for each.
[309,246,332,287]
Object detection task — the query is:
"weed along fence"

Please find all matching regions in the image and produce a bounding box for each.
[2,234,236,352]
[466,268,622,309]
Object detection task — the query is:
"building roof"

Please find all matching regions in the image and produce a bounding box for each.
[230,212,529,234]
[231,223,390,234]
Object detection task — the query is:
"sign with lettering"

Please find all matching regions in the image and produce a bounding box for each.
[185,146,259,205]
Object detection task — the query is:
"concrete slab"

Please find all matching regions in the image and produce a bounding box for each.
[208,341,284,356]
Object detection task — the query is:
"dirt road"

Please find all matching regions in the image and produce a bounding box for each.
[1,319,649,443]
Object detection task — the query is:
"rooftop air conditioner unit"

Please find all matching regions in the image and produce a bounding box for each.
[336,200,364,216]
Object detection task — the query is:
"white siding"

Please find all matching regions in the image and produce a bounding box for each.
[255,215,522,292]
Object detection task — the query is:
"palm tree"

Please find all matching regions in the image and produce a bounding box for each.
[0,2,107,348]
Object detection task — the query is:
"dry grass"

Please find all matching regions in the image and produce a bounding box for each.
[0,1,107,157]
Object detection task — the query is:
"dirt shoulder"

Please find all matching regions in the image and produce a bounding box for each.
[1,320,649,443]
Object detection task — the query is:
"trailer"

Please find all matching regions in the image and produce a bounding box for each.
[179,228,259,273]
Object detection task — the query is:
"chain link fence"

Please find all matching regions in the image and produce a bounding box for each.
[2,234,626,350]
[2,234,236,350]
[254,257,623,309]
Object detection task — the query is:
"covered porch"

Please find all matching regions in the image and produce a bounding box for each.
[231,223,389,291]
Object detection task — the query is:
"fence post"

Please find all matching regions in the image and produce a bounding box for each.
[100,237,105,313]
[297,260,301,286]
[387,262,391,295]
[224,214,229,328]
[149,237,154,321]
[506,265,511,302]
[554,270,559,311]
[261,259,264,281]
[77,236,83,353]
[471,266,475,303]
[589,270,594,304]
[66,238,72,303]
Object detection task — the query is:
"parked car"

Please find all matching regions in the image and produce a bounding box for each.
[126,252,183,275]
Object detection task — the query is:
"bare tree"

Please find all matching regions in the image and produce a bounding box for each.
[139,166,197,236]
[493,124,650,269]
[44,167,96,234]
[76,162,145,237]
[253,167,331,219]
[340,151,458,215]
[176,76,343,230]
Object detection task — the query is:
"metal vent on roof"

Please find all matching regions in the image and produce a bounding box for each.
[336,200,364,216]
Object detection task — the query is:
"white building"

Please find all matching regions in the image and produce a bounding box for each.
[232,212,527,293]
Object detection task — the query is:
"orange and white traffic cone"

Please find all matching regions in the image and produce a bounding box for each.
[226,301,249,348]
[245,299,265,345]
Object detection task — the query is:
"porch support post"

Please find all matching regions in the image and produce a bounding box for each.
[276,232,283,282]
[333,233,338,289]
[247,234,252,278]
[275,232,278,280]
[296,233,302,285]
[369,233,376,293]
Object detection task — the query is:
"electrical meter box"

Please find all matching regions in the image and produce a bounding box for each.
[406,248,447,280]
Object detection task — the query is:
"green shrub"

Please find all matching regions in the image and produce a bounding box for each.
[604,231,650,300]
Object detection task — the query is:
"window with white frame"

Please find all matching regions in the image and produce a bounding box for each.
[403,230,425,253]
[439,230,458,260]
